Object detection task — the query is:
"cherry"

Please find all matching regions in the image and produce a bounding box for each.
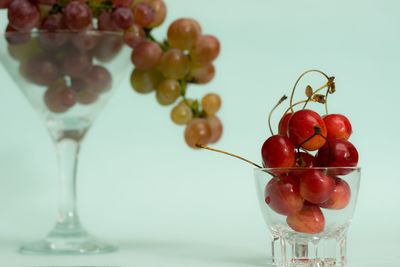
[278,112,292,136]
[320,177,351,210]
[261,135,295,168]
[264,176,304,216]
[315,139,359,175]
[323,114,352,140]
[299,170,335,204]
[286,204,325,234]
[295,152,315,167]
[288,109,327,151]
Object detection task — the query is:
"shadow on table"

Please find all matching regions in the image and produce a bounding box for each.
[118,239,272,266]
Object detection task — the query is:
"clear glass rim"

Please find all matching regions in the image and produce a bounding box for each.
[2,29,124,38]
[254,166,361,173]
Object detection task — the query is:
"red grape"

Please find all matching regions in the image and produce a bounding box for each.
[131,40,162,70]
[112,7,134,30]
[63,1,92,31]
[8,0,40,31]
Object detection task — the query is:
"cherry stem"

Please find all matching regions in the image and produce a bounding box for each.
[289,69,330,113]
[302,83,330,110]
[297,126,322,148]
[283,100,308,115]
[196,144,263,169]
[325,89,330,114]
[268,95,287,135]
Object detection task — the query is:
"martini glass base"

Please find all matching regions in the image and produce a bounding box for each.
[19,222,117,255]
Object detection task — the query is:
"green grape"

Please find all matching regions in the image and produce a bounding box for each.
[131,40,162,70]
[146,0,167,28]
[191,35,220,65]
[156,79,181,105]
[167,18,201,50]
[190,64,215,84]
[130,68,162,94]
[207,115,223,144]
[171,101,193,125]
[158,48,190,79]
[201,93,221,115]
[184,118,211,148]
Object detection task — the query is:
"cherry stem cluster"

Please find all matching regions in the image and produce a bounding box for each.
[267,69,335,136]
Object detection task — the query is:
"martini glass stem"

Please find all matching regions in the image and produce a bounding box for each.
[55,138,81,229]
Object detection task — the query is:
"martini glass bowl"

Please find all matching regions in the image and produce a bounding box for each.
[254,167,361,267]
[0,30,129,255]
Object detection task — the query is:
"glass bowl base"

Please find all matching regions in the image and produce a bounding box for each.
[269,227,348,267]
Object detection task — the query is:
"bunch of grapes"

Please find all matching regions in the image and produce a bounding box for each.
[1,0,223,147]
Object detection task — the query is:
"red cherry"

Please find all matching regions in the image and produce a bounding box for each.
[264,176,304,216]
[295,152,315,167]
[299,170,335,204]
[315,139,359,175]
[287,204,325,234]
[320,177,351,210]
[261,135,295,168]
[288,109,327,151]
[323,114,352,140]
[278,113,292,136]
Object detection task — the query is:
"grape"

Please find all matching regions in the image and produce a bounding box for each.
[44,80,76,113]
[8,38,40,62]
[190,64,215,84]
[184,118,212,148]
[207,115,223,144]
[112,0,132,7]
[72,28,99,51]
[39,14,68,47]
[25,54,62,86]
[7,0,40,31]
[191,35,220,65]
[130,68,162,94]
[98,11,116,31]
[85,65,112,93]
[158,48,190,79]
[124,24,145,48]
[201,93,221,115]
[63,48,93,78]
[63,1,92,31]
[171,102,193,125]
[94,35,123,62]
[131,41,162,70]
[145,0,167,28]
[71,78,98,105]
[5,24,31,45]
[0,0,12,9]
[112,7,134,30]
[133,2,154,27]
[35,0,57,5]
[156,79,181,105]
[167,18,201,50]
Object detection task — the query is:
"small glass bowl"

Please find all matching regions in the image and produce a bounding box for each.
[254,167,361,267]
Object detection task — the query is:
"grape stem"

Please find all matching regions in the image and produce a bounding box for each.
[268,95,287,135]
[195,144,263,169]
[144,29,169,51]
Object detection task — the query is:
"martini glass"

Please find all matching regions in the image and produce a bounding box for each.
[0,31,129,254]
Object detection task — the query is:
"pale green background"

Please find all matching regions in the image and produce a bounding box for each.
[0,0,400,266]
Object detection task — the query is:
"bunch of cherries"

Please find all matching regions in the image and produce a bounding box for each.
[199,70,359,234]
[1,0,222,147]
[261,70,359,234]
